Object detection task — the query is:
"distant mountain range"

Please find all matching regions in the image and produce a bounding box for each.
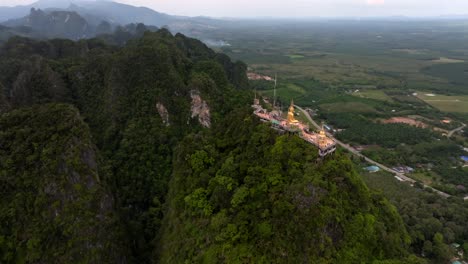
[0,0,228,44]
[4,1,466,48]
[0,0,172,24]
[0,8,161,43]
[0,0,222,33]
[3,8,91,40]
[2,0,468,27]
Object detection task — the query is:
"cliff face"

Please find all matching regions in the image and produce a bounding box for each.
[190,89,211,128]
[156,102,170,126]
[0,104,127,263]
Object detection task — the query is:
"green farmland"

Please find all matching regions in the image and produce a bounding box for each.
[417,92,468,113]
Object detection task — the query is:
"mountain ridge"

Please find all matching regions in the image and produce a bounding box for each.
[3,8,91,40]
[0,29,250,262]
[0,0,223,43]
[0,0,195,28]
[0,28,424,263]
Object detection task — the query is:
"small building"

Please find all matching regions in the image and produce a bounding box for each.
[355,146,365,152]
[393,166,414,174]
[452,243,461,249]
[442,119,452,124]
[395,176,405,182]
[365,166,380,173]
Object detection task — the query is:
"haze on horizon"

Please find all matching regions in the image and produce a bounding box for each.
[1,0,468,18]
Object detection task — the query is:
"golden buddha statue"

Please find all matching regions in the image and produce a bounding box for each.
[287,100,299,125]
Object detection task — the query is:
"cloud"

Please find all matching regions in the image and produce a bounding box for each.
[367,0,385,5]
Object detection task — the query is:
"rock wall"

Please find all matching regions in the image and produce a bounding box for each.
[190,90,211,128]
[156,102,170,126]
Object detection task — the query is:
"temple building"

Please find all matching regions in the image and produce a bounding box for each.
[317,126,336,157]
[252,95,336,158]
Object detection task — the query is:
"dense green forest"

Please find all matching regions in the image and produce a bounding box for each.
[0,104,127,263]
[159,108,423,263]
[362,171,468,264]
[324,113,435,148]
[0,29,249,263]
[0,29,448,263]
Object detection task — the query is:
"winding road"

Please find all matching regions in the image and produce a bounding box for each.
[448,123,466,138]
[295,105,451,198]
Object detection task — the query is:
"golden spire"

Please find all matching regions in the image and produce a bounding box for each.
[320,124,326,136]
[318,124,328,148]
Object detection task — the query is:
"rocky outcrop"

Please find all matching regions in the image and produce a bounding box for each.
[156,102,170,126]
[190,90,211,128]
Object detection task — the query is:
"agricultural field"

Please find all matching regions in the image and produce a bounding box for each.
[416,92,468,113]
[286,54,305,59]
[352,90,394,102]
[261,83,307,103]
[319,102,377,113]
[431,57,465,63]
[208,20,468,96]
[410,171,442,186]
[421,62,468,87]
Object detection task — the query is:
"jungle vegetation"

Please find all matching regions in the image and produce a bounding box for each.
[0,28,446,264]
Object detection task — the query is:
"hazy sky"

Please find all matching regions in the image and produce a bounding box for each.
[2,0,468,18]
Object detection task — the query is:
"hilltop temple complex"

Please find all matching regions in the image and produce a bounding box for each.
[252,97,336,158]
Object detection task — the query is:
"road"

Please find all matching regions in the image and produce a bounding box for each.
[448,123,466,138]
[295,105,451,198]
